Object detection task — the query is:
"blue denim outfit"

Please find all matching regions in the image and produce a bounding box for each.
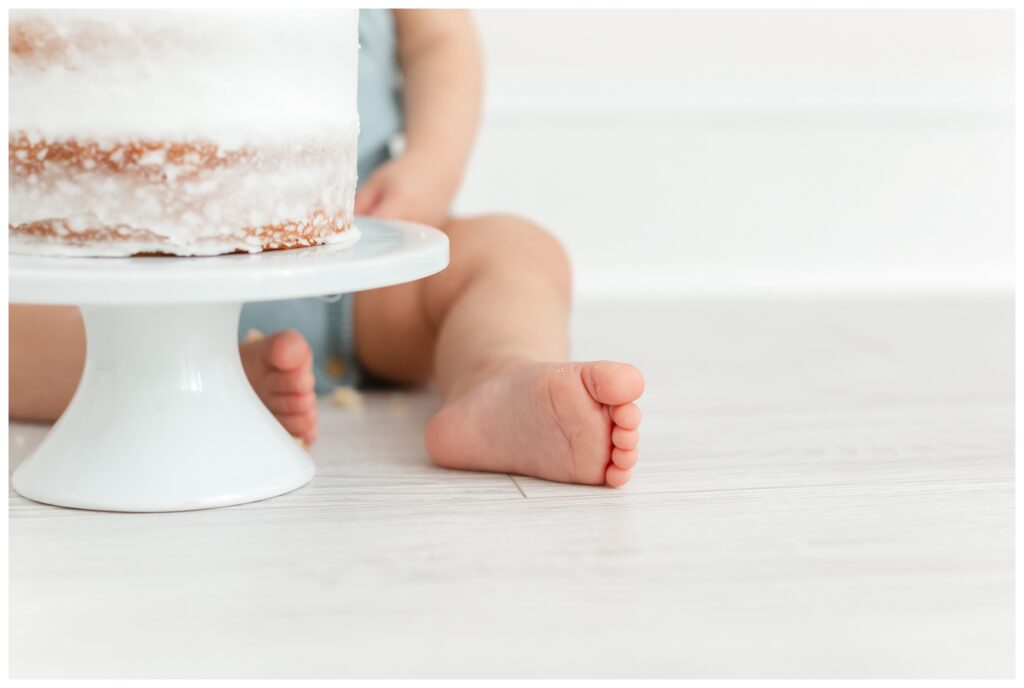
[238,10,402,393]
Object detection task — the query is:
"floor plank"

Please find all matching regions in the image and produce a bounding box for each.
[9,295,1013,678]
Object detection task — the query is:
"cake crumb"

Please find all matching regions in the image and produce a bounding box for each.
[389,402,410,419]
[331,385,364,412]
[243,328,264,343]
[296,436,308,451]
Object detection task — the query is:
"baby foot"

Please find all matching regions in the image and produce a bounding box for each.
[239,330,318,445]
[425,360,644,486]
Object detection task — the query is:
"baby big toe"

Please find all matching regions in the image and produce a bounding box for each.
[266,330,312,372]
[583,361,645,405]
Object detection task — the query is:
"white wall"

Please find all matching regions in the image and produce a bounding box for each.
[454,10,1014,298]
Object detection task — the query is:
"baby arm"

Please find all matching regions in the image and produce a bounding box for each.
[354,9,482,229]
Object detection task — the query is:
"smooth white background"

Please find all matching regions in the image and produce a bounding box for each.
[456,9,1014,298]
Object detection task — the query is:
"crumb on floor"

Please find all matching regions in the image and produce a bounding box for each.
[331,385,364,412]
[243,328,265,343]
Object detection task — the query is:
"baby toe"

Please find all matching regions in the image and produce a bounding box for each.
[611,426,639,451]
[266,369,316,394]
[266,330,312,372]
[278,409,318,441]
[612,402,641,430]
[605,464,632,488]
[268,391,316,415]
[611,447,638,470]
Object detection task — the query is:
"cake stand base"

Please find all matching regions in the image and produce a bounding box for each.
[12,303,314,512]
[10,218,448,512]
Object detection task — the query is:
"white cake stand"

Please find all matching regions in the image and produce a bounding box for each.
[9,218,448,512]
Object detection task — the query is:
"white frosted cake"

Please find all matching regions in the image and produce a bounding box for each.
[9,9,360,256]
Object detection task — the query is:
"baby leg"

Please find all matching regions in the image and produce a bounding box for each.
[10,304,317,443]
[355,214,644,486]
[9,305,86,422]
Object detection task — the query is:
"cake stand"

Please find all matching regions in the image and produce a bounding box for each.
[9,218,448,512]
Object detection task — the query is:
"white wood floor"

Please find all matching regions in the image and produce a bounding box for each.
[8,296,1014,678]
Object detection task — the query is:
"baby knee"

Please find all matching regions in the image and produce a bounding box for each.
[445,213,572,294]
[485,214,571,282]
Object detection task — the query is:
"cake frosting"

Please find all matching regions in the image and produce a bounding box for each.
[9,9,360,256]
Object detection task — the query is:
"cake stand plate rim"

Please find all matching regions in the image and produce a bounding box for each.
[9,217,449,304]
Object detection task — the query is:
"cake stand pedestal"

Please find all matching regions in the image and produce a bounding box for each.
[9,218,448,512]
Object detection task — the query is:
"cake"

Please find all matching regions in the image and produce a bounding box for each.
[8,9,360,257]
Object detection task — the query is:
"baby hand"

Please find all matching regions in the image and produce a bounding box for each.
[354,152,459,229]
